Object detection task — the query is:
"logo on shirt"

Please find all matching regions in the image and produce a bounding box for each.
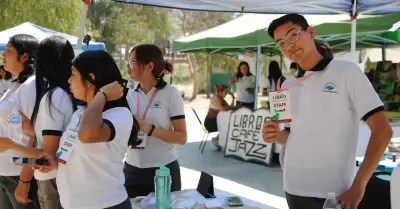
[322,82,338,93]
[152,101,161,109]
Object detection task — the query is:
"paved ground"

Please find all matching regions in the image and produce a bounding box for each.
[177,94,288,209]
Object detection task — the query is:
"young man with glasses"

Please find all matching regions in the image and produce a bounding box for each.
[263,13,392,209]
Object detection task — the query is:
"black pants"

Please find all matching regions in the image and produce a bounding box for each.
[0,176,40,209]
[285,192,326,209]
[105,198,132,209]
[236,101,254,110]
[204,117,218,133]
[124,160,182,198]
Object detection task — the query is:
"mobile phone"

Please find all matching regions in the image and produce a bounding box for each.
[12,157,49,166]
[225,196,244,207]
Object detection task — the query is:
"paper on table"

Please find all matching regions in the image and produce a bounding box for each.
[205,196,225,209]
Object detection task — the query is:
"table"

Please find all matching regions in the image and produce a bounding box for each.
[130,190,261,209]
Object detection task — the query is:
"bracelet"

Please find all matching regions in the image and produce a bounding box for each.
[18,179,30,184]
[98,89,108,102]
[147,125,155,136]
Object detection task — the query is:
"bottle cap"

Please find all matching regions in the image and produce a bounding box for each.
[155,164,170,177]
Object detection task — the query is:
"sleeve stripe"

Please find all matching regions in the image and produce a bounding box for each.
[103,119,116,142]
[42,130,62,136]
[361,105,384,121]
[171,115,185,120]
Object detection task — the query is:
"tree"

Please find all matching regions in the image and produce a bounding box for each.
[0,0,81,34]
[87,0,172,54]
[176,11,234,101]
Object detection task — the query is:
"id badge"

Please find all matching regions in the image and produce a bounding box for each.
[269,90,292,123]
[132,131,147,149]
[56,129,78,164]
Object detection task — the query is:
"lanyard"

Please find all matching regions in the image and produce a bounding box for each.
[276,72,314,91]
[136,89,159,119]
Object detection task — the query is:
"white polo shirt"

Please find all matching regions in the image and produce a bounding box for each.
[57,106,133,209]
[236,75,256,103]
[0,77,36,176]
[125,79,185,168]
[392,165,400,209]
[33,87,74,181]
[283,59,383,198]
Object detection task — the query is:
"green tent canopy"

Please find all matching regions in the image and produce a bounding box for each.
[172,13,400,53]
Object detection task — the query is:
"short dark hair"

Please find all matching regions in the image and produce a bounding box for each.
[267,14,310,39]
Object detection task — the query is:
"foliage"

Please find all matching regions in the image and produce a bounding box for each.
[0,0,81,34]
[87,0,172,54]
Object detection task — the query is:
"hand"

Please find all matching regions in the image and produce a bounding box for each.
[263,120,280,143]
[133,115,151,134]
[15,181,31,204]
[100,81,124,101]
[32,153,58,173]
[0,137,13,152]
[18,110,34,137]
[337,183,366,209]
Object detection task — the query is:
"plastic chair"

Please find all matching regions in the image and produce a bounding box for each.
[191,107,211,153]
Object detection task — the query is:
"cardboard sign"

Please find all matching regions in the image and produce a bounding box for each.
[224,107,274,165]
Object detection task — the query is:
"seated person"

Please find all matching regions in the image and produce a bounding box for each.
[204,84,234,133]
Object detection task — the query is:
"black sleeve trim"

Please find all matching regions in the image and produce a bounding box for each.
[171,115,185,120]
[284,127,291,131]
[362,105,384,121]
[42,130,62,136]
[103,119,116,142]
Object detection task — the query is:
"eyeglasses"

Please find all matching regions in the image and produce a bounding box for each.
[276,30,303,51]
[128,60,138,68]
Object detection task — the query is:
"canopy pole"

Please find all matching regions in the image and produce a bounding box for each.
[350,0,358,62]
[76,0,90,50]
[206,53,212,98]
[254,46,262,110]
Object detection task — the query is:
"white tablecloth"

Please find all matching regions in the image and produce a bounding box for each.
[130,190,261,209]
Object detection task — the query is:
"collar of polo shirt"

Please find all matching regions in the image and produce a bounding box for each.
[299,56,333,72]
[134,78,167,92]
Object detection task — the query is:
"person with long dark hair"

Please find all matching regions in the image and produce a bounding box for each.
[0,50,137,209]
[229,61,255,109]
[0,65,13,98]
[262,61,283,95]
[5,36,76,209]
[0,34,39,209]
[124,44,187,198]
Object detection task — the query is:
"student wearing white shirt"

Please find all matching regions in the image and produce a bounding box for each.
[10,36,76,209]
[0,34,40,209]
[1,50,137,209]
[263,14,392,209]
[0,65,14,98]
[262,61,283,95]
[124,44,187,198]
[229,61,255,109]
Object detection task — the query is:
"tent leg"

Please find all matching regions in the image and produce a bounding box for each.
[254,46,262,110]
[206,53,212,98]
[76,1,90,50]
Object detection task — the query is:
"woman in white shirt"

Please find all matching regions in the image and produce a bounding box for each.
[1,50,137,209]
[262,61,283,95]
[229,61,255,110]
[124,44,187,198]
[24,36,76,209]
[0,34,40,209]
